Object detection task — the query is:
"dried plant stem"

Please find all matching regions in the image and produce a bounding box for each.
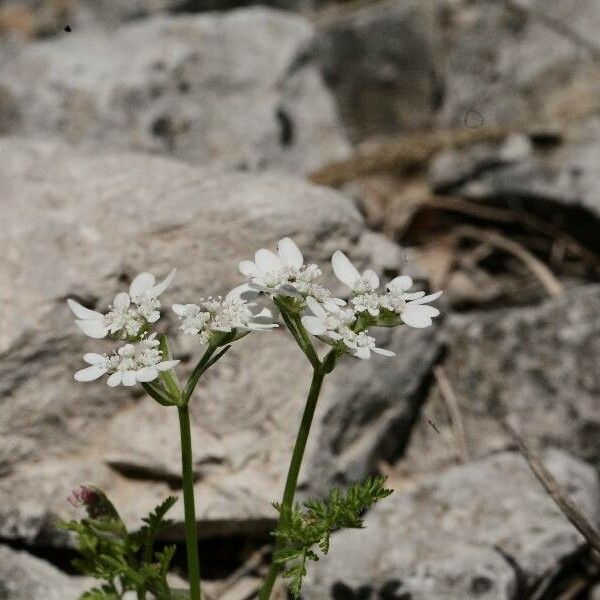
[454,225,564,297]
[434,366,470,462]
[502,418,600,554]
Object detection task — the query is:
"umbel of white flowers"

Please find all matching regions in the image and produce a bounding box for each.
[68,238,441,385]
[68,272,277,387]
[239,238,442,360]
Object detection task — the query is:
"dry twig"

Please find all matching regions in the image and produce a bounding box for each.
[502,419,600,555]
[433,366,470,462]
[453,225,565,297]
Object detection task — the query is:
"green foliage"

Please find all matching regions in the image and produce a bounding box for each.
[272,475,393,598]
[58,492,181,600]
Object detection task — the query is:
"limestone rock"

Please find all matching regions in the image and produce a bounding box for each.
[0,139,437,545]
[312,0,440,142]
[0,9,350,173]
[304,450,600,598]
[0,545,92,600]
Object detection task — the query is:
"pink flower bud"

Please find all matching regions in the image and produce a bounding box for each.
[67,485,97,508]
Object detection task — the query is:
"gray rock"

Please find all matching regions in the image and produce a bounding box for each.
[0,138,437,544]
[423,285,600,472]
[434,0,600,129]
[0,9,350,173]
[0,545,92,600]
[434,118,600,234]
[304,450,600,599]
[312,0,440,142]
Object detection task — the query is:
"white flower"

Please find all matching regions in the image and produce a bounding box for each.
[331,250,380,294]
[302,297,394,360]
[380,275,443,328]
[173,284,278,344]
[74,333,179,387]
[351,292,381,317]
[239,237,329,299]
[342,330,395,360]
[68,269,176,339]
[301,296,355,342]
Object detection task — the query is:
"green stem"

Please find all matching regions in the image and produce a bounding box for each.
[258,365,327,600]
[178,404,202,600]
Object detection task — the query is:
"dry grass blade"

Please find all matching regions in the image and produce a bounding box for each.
[433,366,470,462]
[453,225,564,297]
[308,127,513,187]
[502,418,600,555]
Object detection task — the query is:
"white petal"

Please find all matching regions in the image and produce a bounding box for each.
[363,269,380,290]
[76,320,109,339]
[239,261,259,277]
[401,306,433,328]
[130,272,156,297]
[157,360,180,371]
[331,251,360,289]
[354,347,371,359]
[151,268,177,297]
[255,249,282,272]
[107,372,123,387]
[172,303,189,316]
[226,283,259,302]
[373,347,395,357]
[277,237,303,269]
[388,276,413,291]
[306,296,326,318]
[83,353,106,365]
[409,291,443,305]
[113,292,130,311]
[301,316,328,335]
[402,291,425,301]
[122,371,137,386]
[136,366,159,382]
[146,310,161,323]
[74,365,107,382]
[67,299,103,321]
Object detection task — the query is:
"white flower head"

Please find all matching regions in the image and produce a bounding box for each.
[342,330,395,360]
[74,333,179,387]
[239,237,329,300]
[301,296,394,360]
[173,284,278,345]
[67,269,176,340]
[380,275,443,328]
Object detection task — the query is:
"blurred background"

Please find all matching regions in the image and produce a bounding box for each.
[1,0,600,598]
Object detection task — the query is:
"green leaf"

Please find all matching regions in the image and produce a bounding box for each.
[272,475,393,598]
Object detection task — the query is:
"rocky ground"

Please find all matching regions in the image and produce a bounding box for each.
[1,0,600,599]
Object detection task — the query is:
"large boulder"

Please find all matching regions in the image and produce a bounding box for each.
[0,545,92,600]
[304,450,600,599]
[0,8,350,173]
[0,138,439,544]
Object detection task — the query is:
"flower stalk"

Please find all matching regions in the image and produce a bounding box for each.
[178,402,202,600]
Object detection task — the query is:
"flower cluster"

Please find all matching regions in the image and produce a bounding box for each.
[68,270,176,340]
[69,271,180,387]
[240,239,442,360]
[69,272,277,387]
[240,238,331,302]
[172,285,277,344]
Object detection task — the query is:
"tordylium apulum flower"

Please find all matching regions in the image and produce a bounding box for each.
[239,238,443,360]
[68,272,278,387]
[68,270,177,339]
[172,285,278,344]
